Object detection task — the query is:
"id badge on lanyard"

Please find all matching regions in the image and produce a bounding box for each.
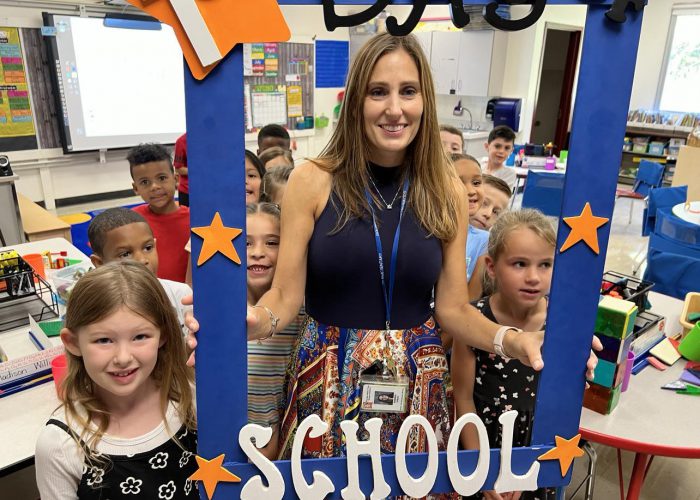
[358,178,410,414]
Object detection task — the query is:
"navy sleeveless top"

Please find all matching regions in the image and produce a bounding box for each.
[306,163,442,330]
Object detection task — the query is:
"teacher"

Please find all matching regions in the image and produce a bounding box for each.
[246,33,544,459]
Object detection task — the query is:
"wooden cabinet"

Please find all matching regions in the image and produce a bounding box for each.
[426,30,505,97]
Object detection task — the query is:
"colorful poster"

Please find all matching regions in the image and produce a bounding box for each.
[251,84,286,128]
[0,27,35,139]
[264,42,278,77]
[286,85,302,118]
[251,43,265,76]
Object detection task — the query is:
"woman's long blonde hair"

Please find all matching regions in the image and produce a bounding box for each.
[61,261,195,461]
[313,32,460,240]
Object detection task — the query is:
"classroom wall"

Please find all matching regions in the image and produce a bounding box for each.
[502,5,587,144]
[4,2,680,208]
[4,3,350,209]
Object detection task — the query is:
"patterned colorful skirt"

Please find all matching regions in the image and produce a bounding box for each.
[278,315,452,459]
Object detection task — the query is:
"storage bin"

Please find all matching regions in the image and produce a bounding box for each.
[601,271,654,313]
[648,142,665,156]
[52,262,92,304]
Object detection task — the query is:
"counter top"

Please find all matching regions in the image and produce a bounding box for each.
[462,130,489,140]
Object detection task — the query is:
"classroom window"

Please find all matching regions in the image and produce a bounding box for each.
[657,9,700,113]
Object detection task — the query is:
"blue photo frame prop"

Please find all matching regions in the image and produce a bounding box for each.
[169,1,645,497]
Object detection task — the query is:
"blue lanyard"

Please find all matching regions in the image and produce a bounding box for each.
[364,178,409,330]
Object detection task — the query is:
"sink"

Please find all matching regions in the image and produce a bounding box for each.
[462,130,489,140]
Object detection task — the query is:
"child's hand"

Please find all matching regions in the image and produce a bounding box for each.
[182,294,198,367]
[586,335,603,383]
[247,305,269,341]
[502,491,522,500]
[482,490,505,500]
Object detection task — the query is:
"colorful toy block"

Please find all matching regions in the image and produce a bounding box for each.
[597,331,635,364]
[584,297,639,414]
[595,296,638,339]
[583,382,621,415]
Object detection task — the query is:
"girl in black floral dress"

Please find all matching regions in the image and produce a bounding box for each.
[452,209,557,500]
[35,262,197,499]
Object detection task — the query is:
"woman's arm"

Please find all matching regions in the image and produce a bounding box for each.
[451,340,480,450]
[250,162,332,340]
[467,255,486,301]
[434,180,544,369]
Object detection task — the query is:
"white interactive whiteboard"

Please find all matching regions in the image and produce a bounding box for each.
[45,14,186,152]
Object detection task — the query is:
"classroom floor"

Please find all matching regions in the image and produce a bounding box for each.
[3,191,698,499]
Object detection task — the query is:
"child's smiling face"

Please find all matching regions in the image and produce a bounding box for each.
[454,158,484,217]
[131,160,178,214]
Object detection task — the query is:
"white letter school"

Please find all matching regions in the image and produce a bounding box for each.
[240,410,541,498]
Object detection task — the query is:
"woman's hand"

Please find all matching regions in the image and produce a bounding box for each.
[183,294,198,367]
[506,330,545,371]
[182,295,269,366]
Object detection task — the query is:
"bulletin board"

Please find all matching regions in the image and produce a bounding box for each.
[0,27,38,152]
[242,41,314,133]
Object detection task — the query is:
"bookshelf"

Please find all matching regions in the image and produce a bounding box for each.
[619,123,692,186]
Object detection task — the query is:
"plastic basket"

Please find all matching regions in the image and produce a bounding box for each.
[601,271,655,313]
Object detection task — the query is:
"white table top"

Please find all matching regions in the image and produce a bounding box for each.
[672,201,700,226]
[0,238,89,473]
[513,166,566,178]
[579,292,700,456]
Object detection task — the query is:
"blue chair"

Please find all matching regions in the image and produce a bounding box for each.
[642,185,688,236]
[615,159,665,224]
[521,170,565,218]
[643,206,700,299]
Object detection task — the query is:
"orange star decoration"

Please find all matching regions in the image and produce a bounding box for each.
[188,454,241,499]
[537,434,585,476]
[559,202,609,254]
[127,0,290,79]
[191,212,242,266]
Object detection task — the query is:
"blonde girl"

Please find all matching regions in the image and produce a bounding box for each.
[452,209,557,500]
[260,165,294,206]
[35,261,197,500]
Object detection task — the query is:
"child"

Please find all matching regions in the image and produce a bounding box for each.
[451,153,488,282]
[440,124,464,154]
[35,261,197,499]
[129,143,190,283]
[245,150,265,204]
[246,202,302,460]
[452,209,556,500]
[472,174,512,231]
[88,207,192,336]
[482,125,517,192]
[261,165,294,205]
[259,146,294,171]
[257,123,290,155]
[174,133,189,207]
